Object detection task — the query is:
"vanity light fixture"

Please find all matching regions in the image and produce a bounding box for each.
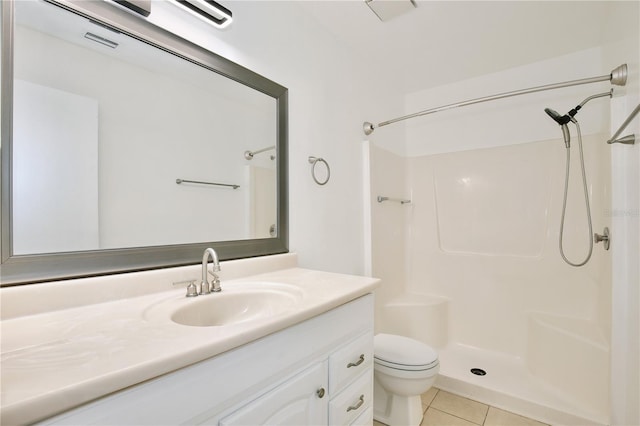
[172,0,233,29]
[84,32,119,49]
[110,0,151,17]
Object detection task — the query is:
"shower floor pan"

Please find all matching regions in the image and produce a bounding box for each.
[435,343,609,426]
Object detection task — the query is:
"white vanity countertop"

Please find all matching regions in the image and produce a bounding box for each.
[0,255,380,425]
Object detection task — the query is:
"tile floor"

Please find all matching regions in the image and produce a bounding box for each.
[373,388,549,426]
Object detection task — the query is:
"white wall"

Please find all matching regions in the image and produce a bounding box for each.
[602,3,640,424]
[12,80,99,254]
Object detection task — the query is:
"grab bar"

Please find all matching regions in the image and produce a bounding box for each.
[607,103,639,145]
[176,178,240,189]
[377,196,411,205]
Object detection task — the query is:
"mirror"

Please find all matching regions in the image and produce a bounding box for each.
[1,0,289,285]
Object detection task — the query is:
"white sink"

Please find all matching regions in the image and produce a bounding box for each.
[144,281,303,327]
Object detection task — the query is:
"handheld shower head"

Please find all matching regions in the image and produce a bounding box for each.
[544,108,570,125]
[545,108,571,147]
[545,90,612,149]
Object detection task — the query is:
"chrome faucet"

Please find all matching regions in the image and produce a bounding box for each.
[200,248,221,295]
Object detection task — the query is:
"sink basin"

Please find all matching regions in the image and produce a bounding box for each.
[153,282,303,327]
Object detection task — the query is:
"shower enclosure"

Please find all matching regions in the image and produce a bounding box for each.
[365,58,638,425]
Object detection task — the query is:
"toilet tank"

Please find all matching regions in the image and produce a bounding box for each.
[381,293,449,348]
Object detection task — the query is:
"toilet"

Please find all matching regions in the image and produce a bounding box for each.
[373,333,439,426]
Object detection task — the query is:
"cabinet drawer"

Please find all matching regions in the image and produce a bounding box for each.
[329,331,373,394]
[350,406,373,426]
[329,372,372,426]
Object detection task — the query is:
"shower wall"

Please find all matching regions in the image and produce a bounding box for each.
[371,130,611,349]
[368,143,408,324]
[404,134,611,357]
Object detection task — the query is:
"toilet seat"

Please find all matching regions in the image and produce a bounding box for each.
[374,333,439,371]
[375,357,439,371]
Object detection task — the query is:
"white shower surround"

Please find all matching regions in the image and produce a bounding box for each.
[370,132,611,425]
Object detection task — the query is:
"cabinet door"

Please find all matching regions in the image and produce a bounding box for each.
[220,361,328,426]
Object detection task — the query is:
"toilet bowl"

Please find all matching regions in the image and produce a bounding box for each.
[373,333,439,426]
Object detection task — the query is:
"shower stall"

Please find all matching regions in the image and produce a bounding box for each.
[365,57,639,425]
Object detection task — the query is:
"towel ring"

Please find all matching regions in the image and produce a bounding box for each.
[308,156,330,185]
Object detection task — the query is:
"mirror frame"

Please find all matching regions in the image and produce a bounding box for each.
[0,0,289,286]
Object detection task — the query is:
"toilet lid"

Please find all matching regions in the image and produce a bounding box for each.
[374,333,438,369]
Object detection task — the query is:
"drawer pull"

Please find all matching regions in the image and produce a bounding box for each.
[316,387,325,398]
[347,354,365,368]
[346,394,365,412]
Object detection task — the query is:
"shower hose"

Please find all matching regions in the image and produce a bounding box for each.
[559,119,593,267]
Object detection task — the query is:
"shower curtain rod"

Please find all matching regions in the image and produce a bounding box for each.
[363,64,628,135]
[244,145,275,160]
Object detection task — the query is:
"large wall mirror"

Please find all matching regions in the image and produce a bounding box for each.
[1,0,288,285]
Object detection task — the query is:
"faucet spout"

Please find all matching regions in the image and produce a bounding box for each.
[201,248,221,294]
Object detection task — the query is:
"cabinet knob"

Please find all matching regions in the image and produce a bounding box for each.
[316,387,325,398]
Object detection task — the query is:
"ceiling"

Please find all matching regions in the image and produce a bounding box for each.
[296,1,620,94]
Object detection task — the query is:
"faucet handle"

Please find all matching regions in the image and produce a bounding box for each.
[210,274,222,292]
[185,280,198,298]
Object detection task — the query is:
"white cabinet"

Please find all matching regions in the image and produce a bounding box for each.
[38,294,374,426]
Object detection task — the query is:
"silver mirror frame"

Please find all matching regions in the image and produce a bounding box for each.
[0,0,289,286]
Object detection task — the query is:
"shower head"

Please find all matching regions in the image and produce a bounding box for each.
[545,108,571,148]
[544,90,612,149]
[544,108,571,125]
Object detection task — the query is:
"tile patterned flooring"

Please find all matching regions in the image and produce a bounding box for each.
[373,388,549,426]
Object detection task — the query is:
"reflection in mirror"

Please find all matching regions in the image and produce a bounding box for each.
[1,0,288,285]
[14,0,276,254]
